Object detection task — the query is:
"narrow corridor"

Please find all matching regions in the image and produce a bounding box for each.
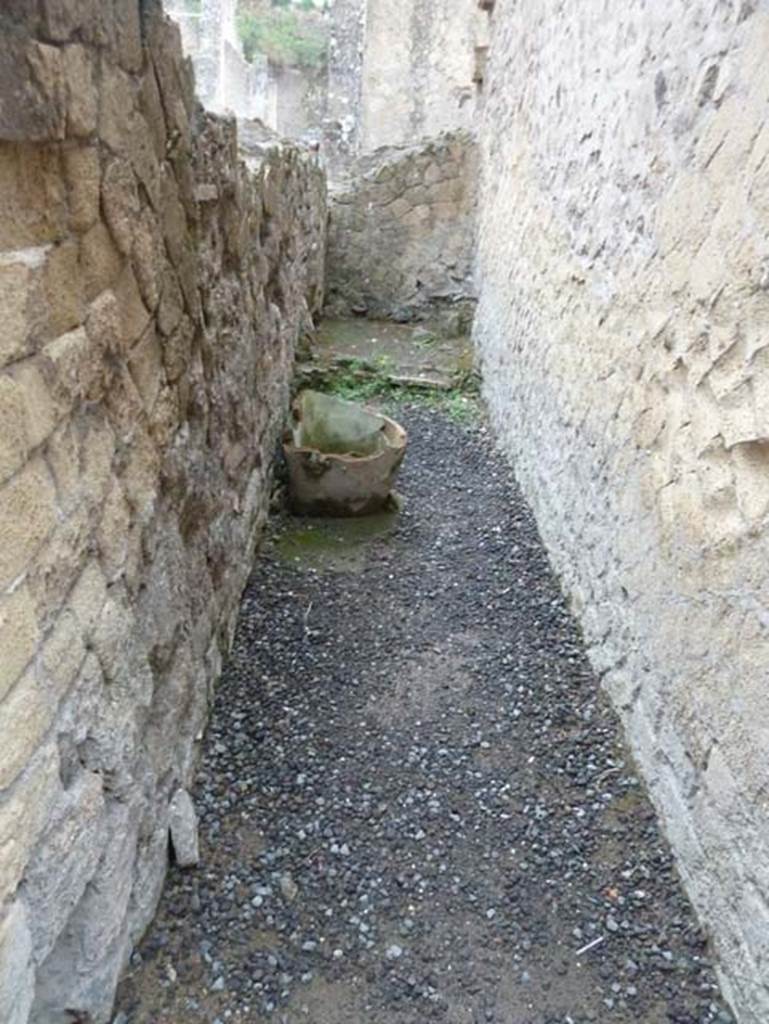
[116,406,731,1024]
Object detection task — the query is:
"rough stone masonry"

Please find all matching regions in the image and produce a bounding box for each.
[474,2,769,1021]
[325,131,477,322]
[0,2,325,1020]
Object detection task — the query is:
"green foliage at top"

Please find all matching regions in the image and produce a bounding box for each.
[237,5,328,68]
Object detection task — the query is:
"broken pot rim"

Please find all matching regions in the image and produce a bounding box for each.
[283,412,407,465]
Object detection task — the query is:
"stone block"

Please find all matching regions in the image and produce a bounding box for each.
[40,0,106,44]
[161,166,190,266]
[194,183,219,203]
[61,44,98,137]
[175,249,202,323]
[0,246,49,368]
[97,481,133,581]
[149,15,195,139]
[79,410,117,514]
[44,419,81,516]
[23,770,106,962]
[139,58,167,159]
[68,560,108,641]
[42,326,95,413]
[128,327,163,412]
[0,458,57,592]
[162,314,194,384]
[0,585,40,704]
[733,442,769,522]
[126,821,168,946]
[75,674,141,796]
[99,62,137,153]
[55,651,103,748]
[102,157,141,257]
[168,788,199,868]
[389,196,411,220]
[148,385,181,450]
[43,240,85,339]
[80,221,124,300]
[104,364,144,445]
[63,146,101,233]
[85,289,122,357]
[41,607,87,700]
[25,511,92,635]
[0,39,64,141]
[130,111,161,211]
[132,207,164,311]
[0,375,29,484]
[0,666,55,791]
[0,143,68,249]
[13,358,57,452]
[0,358,54,484]
[113,263,151,350]
[91,593,147,691]
[718,382,758,449]
[112,0,144,74]
[0,902,35,1024]
[157,270,185,337]
[0,743,60,901]
[121,426,161,525]
[31,801,138,1022]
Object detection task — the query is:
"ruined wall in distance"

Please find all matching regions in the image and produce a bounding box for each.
[318,0,486,180]
[0,2,325,1021]
[359,0,482,153]
[326,131,477,322]
[474,2,769,1020]
[166,0,267,121]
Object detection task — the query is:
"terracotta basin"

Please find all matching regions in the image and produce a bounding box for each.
[283,391,407,516]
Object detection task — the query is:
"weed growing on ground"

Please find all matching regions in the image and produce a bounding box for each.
[315,358,484,425]
[413,332,440,349]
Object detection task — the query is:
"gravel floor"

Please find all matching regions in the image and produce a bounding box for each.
[115,406,733,1024]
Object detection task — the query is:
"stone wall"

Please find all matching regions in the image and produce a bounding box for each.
[0,3,325,1021]
[326,131,477,321]
[474,2,769,1020]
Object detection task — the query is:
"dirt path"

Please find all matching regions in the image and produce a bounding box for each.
[116,406,732,1024]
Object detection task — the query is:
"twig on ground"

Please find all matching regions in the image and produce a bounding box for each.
[575,935,606,957]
